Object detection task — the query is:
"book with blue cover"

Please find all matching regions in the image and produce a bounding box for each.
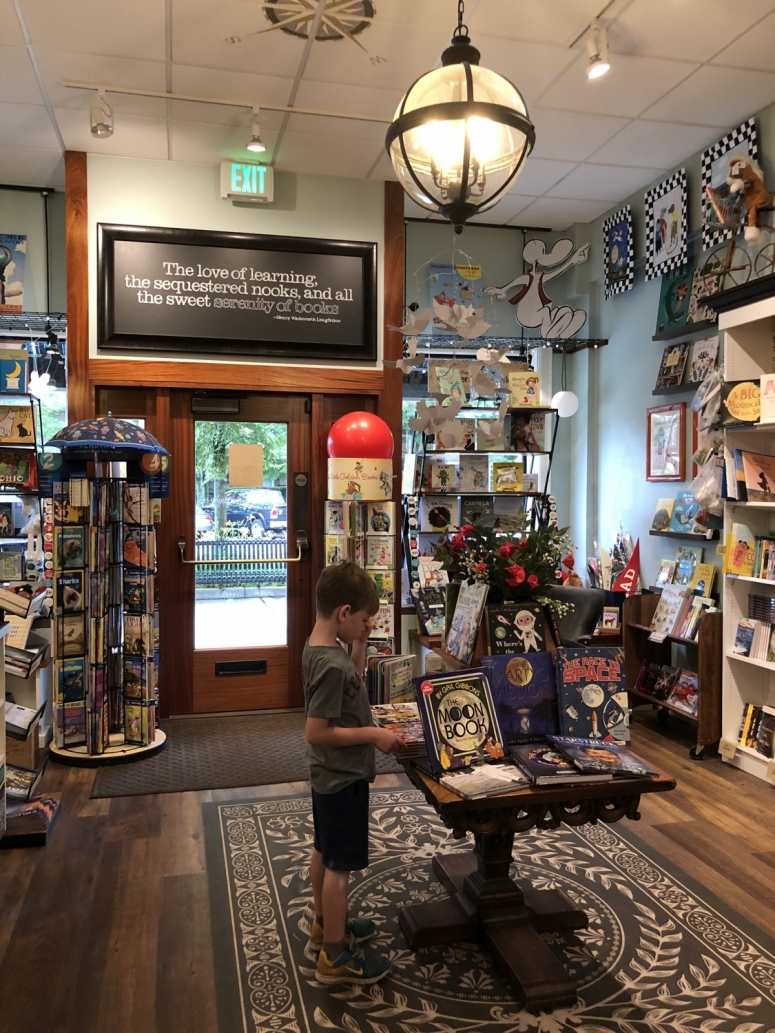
[480,651,558,738]
[555,646,630,742]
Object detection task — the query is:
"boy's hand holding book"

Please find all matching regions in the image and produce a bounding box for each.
[372,726,406,755]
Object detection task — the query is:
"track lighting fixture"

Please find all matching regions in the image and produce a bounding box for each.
[246,107,266,153]
[586,19,610,80]
[90,89,114,138]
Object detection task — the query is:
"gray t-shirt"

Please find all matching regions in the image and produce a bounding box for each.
[303,642,376,794]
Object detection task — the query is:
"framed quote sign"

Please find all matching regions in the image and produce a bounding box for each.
[97,224,377,361]
[647,403,685,482]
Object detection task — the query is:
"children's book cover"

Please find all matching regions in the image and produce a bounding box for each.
[508,371,541,407]
[668,492,700,533]
[667,670,698,716]
[655,261,694,337]
[430,464,457,493]
[366,537,394,567]
[458,455,489,493]
[420,495,459,533]
[124,656,153,701]
[476,418,504,451]
[435,418,475,451]
[650,498,674,532]
[413,586,445,637]
[492,462,524,493]
[324,535,345,566]
[54,657,86,704]
[654,342,690,390]
[56,703,86,747]
[414,669,504,772]
[0,501,13,536]
[460,496,494,528]
[674,545,703,584]
[484,604,554,655]
[0,405,34,445]
[56,571,83,614]
[123,527,149,568]
[721,380,760,426]
[124,570,149,613]
[59,613,85,657]
[416,557,447,589]
[446,581,488,665]
[367,567,394,603]
[480,651,558,737]
[688,337,719,384]
[556,646,629,742]
[652,665,680,701]
[742,451,775,502]
[0,450,35,488]
[509,411,546,452]
[0,349,29,394]
[369,603,394,639]
[55,526,85,570]
[654,560,676,587]
[366,502,395,535]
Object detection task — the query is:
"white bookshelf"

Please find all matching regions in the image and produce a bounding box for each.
[720,295,775,780]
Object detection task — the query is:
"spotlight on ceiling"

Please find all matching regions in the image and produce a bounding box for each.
[90,89,114,138]
[385,0,535,234]
[587,19,610,80]
[247,107,266,153]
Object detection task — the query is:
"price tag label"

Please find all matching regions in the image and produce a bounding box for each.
[718,739,737,760]
[766,761,775,783]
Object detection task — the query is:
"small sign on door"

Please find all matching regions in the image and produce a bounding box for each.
[228,444,263,487]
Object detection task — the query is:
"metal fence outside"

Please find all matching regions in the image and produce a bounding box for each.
[194,537,288,588]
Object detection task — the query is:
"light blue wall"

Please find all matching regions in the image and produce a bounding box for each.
[0,187,65,314]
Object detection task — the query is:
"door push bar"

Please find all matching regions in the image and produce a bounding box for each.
[177,531,308,565]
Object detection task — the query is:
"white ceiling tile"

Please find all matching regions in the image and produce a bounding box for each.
[274,131,393,181]
[292,80,401,123]
[469,195,536,224]
[611,0,775,62]
[0,103,61,150]
[168,119,278,166]
[0,4,25,47]
[459,36,580,108]
[35,50,167,112]
[513,196,613,230]
[530,108,629,161]
[644,65,775,126]
[538,51,699,119]
[0,45,49,105]
[467,0,606,47]
[512,158,579,196]
[280,113,386,143]
[172,65,296,113]
[54,108,169,160]
[590,119,727,169]
[713,11,775,73]
[546,162,667,202]
[0,146,64,188]
[300,29,452,92]
[22,0,165,61]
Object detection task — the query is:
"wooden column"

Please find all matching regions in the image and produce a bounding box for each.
[381,181,405,640]
[64,151,91,423]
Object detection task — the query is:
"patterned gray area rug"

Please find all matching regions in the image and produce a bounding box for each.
[89,713,402,798]
[203,787,775,1033]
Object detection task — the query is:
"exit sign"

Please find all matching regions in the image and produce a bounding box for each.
[220,161,274,203]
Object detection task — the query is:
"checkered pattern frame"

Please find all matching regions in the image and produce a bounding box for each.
[603,205,634,299]
[644,169,688,281]
[701,117,758,249]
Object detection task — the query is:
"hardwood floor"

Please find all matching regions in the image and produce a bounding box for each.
[0,708,773,1033]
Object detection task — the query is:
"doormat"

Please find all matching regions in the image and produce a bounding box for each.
[203,786,775,1033]
[89,713,402,798]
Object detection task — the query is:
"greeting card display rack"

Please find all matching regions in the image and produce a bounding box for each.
[0,393,45,600]
[48,472,165,764]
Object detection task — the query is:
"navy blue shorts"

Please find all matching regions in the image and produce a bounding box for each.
[311,779,369,872]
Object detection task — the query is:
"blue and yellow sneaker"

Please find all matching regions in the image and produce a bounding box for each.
[306,914,376,959]
[315,939,390,985]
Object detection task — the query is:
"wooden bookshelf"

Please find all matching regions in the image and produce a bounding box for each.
[623,594,721,757]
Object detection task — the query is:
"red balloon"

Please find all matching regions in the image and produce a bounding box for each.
[327,411,394,459]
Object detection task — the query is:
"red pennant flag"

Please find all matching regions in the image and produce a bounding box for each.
[612,539,640,596]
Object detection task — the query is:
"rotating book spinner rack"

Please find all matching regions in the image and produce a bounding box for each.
[48,467,165,765]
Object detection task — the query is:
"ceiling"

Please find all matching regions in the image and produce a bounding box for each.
[3,0,775,229]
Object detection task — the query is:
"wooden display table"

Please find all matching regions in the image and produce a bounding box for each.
[401,760,676,1014]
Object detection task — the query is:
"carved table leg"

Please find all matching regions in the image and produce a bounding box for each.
[398,827,580,1012]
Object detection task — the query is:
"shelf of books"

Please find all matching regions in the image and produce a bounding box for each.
[48,478,165,763]
[716,290,775,780]
[623,593,721,755]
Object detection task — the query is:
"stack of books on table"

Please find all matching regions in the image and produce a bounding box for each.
[366,653,415,704]
[509,736,659,784]
[438,762,528,799]
[370,702,426,758]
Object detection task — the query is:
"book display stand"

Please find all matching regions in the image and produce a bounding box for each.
[622,593,721,758]
[48,476,165,764]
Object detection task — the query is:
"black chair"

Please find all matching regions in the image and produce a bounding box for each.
[543,586,605,646]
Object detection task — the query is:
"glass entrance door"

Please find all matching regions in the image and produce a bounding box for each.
[187,393,310,713]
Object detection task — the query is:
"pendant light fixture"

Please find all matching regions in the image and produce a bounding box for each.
[246,106,266,153]
[386,0,535,233]
[90,89,113,138]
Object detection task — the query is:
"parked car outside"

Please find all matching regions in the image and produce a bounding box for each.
[195,507,215,538]
[203,488,287,538]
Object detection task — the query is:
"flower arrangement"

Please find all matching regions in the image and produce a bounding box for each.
[432,517,573,605]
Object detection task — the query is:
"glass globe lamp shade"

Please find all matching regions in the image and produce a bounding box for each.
[386,33,535,233]
[551,391,579,418]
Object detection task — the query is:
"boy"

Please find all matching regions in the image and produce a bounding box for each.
[304,561,404,985]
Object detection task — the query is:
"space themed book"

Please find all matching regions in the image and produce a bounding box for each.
[480,651,558,738]
[555,646,630,743]
[414,670,505,773]
[484,604,556,655]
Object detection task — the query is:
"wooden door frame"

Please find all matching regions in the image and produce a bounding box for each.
[65,151,406,716]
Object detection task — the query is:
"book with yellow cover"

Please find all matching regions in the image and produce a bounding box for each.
[727,523,755,577]
[508,371,541,408]
[689,562,715,596]
[492,461,523,493]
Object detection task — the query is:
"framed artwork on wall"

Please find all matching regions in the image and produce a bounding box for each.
[701,116,758,250]
[603,205,633,298]
[647,403,685,482]
[644,169,688,281]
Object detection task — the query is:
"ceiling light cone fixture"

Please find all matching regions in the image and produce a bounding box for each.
[587,20,610,80]
[385,0,535,234]
[246,108,266,153]
[90,89,113,138]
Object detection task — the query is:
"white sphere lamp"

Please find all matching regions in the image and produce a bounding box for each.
[551,391,579,418]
